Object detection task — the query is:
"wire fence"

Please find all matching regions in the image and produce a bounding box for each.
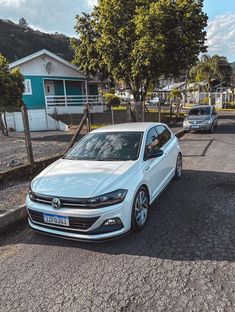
[0,104,184,173]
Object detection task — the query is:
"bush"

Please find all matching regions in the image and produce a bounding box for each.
[103,93,120,109]
[224,102,235,109]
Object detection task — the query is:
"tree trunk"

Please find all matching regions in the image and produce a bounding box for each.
[158,102,161,122]
[208,83,212,105]
[3,112,8,136]
[0,112,5,135]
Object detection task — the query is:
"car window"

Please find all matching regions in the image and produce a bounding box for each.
[189,107,211,116]
[155,126,171,148]
[65,132,143,161]
[145,127,160,150]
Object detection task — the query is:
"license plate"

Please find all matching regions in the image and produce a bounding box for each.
[43,213,69,226]
[191,125,199,129]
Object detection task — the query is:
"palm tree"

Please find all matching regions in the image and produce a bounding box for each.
[190,55,232,105]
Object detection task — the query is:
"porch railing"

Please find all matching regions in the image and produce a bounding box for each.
[45,95,103,109]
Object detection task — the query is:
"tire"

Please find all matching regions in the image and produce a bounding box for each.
[131,187,150,231]
[175,153,182,180]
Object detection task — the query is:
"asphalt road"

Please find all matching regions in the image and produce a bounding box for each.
[0,112,235,312]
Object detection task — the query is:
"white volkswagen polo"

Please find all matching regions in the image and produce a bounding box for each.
[26,123,182,241]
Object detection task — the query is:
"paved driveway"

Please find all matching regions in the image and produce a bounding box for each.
[0,112,234,312]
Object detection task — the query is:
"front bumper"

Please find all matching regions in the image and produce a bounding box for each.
[183,124,211,131]
[26,195,132,241]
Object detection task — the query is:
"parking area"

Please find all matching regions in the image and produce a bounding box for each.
[0,111,234,312]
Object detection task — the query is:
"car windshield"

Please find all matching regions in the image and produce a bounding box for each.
[65,132,143,161]
[188,107,211,116]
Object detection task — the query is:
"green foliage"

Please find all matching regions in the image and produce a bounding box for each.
[0,54,24,111]
[190,54,233,91]
[72,0,207,120]
[103,93,120,109]
[0,19,73,62]
[225,102,235,109]
[169,88,182,101]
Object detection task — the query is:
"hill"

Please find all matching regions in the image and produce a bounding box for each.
[0,19,74,62]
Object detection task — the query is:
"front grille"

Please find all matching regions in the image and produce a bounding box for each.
[28,209,99,230]
[188,119,207,125]
[32,193,97,209]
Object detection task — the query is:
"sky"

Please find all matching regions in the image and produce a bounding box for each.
[0,0,234,61]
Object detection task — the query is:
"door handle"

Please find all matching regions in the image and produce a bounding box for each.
[145,166,150,172]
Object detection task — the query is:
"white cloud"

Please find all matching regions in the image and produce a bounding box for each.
[206,13,235,61]
[87,0,98,8]
[0,0,26,7]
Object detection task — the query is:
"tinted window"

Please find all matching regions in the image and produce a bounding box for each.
[189,107,211,116]
[145,127,160,150]
[65,132,143,161]
[156,126,171,148]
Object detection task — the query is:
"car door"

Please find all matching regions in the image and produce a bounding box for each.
[143,126,168,200]
[155,125,177,180]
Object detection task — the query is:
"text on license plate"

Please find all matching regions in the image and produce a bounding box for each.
[43,214,69,226]
[191,125,199,129]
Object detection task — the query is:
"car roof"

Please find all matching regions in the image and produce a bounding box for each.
[92,122,166,133]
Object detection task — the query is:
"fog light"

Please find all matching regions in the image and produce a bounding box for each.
[103,218,122,226]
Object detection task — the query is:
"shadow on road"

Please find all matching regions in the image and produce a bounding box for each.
[10,169,233,262]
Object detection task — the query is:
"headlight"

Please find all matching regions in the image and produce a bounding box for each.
[88,189,128,208]
[205,118,211,124]
[28,185,36,201]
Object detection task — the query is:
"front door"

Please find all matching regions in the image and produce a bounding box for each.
[44,81,55,96]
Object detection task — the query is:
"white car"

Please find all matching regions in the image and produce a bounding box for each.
[26,123,182,241]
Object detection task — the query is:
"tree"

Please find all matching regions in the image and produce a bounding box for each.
[18,17,28,28]
[169,88,182,121]
[0,55,24,135]
[190,54,233,105]
[72,0,207,121]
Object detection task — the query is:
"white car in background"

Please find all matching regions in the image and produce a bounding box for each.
[26,123,182,241]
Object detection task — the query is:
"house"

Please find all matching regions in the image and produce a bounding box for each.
[7,49,103,131]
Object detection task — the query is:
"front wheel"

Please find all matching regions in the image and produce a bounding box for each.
[175,153,182,180]
[132,187,150,231]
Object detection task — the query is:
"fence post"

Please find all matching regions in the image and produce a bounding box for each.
[21,106,34,164]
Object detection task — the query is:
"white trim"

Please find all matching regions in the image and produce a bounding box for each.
[9,49,87,79]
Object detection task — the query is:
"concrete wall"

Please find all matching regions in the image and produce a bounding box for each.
[5,109,68,132]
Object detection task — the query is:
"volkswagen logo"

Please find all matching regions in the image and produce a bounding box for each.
[52,198,61,209]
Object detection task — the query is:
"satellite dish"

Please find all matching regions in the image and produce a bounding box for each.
[45,61,52,74]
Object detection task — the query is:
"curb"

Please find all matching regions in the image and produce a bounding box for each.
[0,204,27,230]
[175,129,185,138]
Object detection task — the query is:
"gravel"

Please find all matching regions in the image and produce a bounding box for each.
[0,132,70,172]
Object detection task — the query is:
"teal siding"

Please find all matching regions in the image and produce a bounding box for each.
[54,80,64,96]
[88,84,98,95]
[23,76,45,109]
[66,81,83,95]
[22,76,90,109]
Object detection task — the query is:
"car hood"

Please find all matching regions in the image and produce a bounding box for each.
[187,115,210,121]
[32,158,137,198]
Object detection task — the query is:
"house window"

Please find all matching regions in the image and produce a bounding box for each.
[23,79,32,95]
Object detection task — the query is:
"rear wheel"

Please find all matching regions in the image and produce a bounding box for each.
[175,153,182,180]
[132,187,149,231]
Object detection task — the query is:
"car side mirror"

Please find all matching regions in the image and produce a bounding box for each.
[148,149,164,159]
